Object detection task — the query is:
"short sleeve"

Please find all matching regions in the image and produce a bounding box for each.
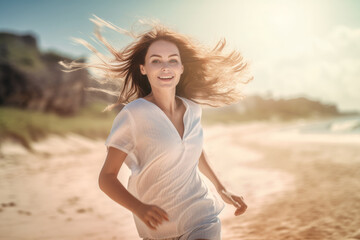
[105,107,136,156]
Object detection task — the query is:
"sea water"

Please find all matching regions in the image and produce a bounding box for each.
[297,115,360,134]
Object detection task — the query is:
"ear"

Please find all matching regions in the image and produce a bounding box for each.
[140,64,146,75]
[181,64,184,74]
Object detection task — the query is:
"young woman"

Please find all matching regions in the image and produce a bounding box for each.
[60,16,252,240]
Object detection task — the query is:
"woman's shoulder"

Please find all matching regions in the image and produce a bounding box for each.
[181,96,197,107]
[179,96,202,116]
[122,98,147,113]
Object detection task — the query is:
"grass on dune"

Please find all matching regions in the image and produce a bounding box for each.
[0,102,117,150]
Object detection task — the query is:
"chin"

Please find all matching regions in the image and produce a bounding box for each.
[153,79,180,87]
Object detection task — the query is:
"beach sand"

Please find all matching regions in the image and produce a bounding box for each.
[0,120,359,240]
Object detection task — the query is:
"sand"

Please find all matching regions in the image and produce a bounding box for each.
[0,120,359,240]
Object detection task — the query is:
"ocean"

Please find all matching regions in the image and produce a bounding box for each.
[276,114,360,136]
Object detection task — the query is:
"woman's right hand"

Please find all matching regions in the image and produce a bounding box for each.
[134,203,170,230]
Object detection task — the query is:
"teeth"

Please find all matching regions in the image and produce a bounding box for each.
[159,76,173,79]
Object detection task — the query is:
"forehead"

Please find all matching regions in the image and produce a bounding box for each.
[146,40,180,57]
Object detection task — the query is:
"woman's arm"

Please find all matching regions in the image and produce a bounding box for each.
[198,149,226,192]
[99,147,143,213]
[99,147,169,229]
[198,149,248,216]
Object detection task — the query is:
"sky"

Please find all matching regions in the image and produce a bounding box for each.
[1,0,360,112]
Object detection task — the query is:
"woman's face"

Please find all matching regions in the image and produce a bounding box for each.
[140,39,184,91]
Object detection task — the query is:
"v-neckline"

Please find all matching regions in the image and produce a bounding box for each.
[139,96,189,142]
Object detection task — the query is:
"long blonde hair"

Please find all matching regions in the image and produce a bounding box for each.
[59,15,253,111]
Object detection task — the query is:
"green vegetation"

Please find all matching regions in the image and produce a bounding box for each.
[0,102,116,150]
[0,34,45,72]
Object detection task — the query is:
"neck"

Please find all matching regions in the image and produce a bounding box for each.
[147,89,178,115]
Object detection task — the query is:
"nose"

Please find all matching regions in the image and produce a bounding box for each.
[161,62,170,71]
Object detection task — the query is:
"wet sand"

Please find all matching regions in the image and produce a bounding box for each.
[0,121,359,239]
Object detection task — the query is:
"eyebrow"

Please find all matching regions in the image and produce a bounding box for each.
[149,54,179,58]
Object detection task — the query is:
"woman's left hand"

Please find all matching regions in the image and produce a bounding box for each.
[218,189,247,216]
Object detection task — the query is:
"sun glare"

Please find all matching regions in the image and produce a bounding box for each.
[265,2,309,37]
[270,5,300,32]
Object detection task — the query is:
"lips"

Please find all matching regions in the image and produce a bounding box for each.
[158,76,174,80]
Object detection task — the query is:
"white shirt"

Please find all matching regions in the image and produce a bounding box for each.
[105,96,225,239]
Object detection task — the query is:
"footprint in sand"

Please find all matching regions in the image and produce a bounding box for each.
[2,202,32,216]
[1,202,17,213]
[1,202,16,208]
[18,210,32,216]
[57,196,80,215]
[57,196,95,221]
[76,207,93,214]
[57,207,66,214]
[67,196,80,205]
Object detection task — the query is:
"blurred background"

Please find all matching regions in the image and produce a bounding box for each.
[0,0,359,240]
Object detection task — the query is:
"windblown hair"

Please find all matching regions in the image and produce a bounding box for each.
[59,15,253,111]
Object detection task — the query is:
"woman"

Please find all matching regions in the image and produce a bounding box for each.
[60,16,252,240]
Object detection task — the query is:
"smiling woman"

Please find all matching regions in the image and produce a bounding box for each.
[139,40,184,90]
[59,15,252,240]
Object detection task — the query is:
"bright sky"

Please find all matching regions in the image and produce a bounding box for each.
[1,0,360,112]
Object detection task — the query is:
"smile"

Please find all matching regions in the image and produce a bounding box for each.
[158,76,174,80]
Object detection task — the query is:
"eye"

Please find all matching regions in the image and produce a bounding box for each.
[151,59,160,64]
[169,59,178,63]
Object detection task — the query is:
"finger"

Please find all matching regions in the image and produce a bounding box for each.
[233,196,246,208]
[149,216,161,229]
[147,220,157,230]
[235,203,248,216]
[233,195,246,204]
[223,192,236,205]
[232,196,247,216]
[148,212,162,225]
[235,206,247,216]
[229,195,241,208]
[155,207,170,221]
[155,207,169,219]
[152,215,161,226]
[235,206,247,215]
[145,213,160,227]
[221,191,243,208]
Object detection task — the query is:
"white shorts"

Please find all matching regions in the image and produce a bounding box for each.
[143,216,221,240]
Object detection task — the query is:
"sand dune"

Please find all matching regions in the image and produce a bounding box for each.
[1,121,359,240]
